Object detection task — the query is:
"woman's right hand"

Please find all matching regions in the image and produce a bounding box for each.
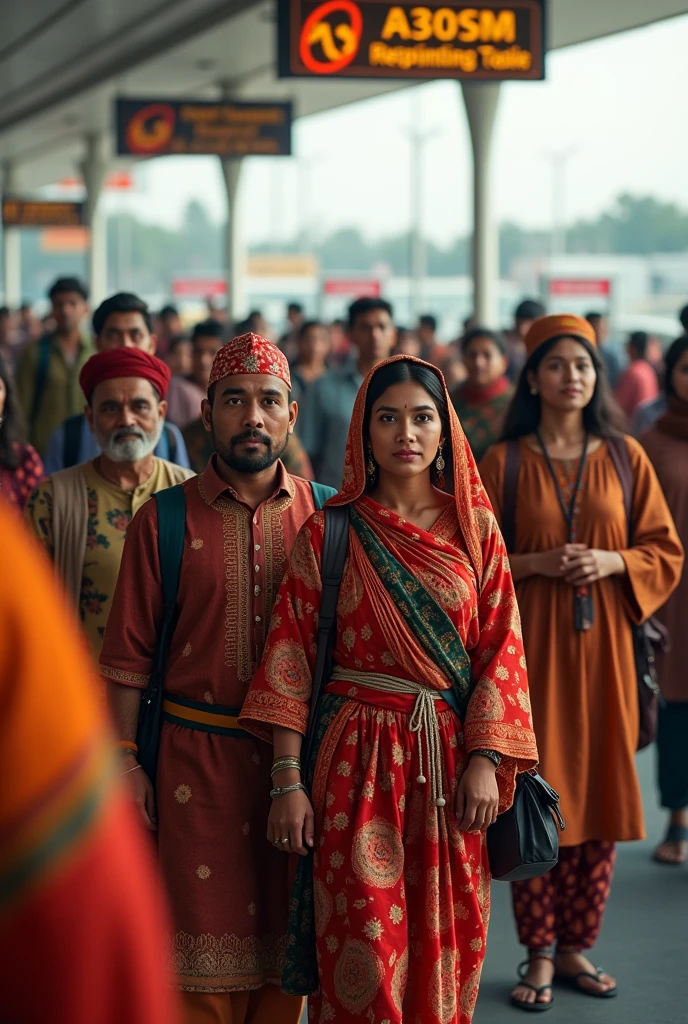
[122,756,157,831]
[268,789,315,856]
[533,544,588,579]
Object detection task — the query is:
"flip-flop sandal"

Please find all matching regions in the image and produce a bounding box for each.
[510,960,554,1013]
[555,967,618,999]
[653,824,688,865]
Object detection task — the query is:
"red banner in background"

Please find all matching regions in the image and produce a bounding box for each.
[323,278,381,297]
[549,279,611,297]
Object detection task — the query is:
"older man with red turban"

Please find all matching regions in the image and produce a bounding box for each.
[25,347,194,663]
[100,333,337,1024]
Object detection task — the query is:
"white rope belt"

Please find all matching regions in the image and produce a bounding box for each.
[331,667,447,807]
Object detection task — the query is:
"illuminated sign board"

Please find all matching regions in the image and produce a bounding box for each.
[278,0,544,79]
[2,198,85,228]
[115,99,292,158]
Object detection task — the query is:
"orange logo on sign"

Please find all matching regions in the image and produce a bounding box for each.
[299,0,363,74]
[125,103,176,155]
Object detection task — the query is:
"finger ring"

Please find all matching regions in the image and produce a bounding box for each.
[280,837,289,845]
[273,839,281,846]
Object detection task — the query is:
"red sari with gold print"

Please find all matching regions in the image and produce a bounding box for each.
[240,356,538,1024]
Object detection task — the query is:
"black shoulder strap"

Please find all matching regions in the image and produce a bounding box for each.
[304,505,350,760]
[63,414,83,468]
[501,439,522,554]
[31,335,52,428]
[606,436,633,544]
[310,481,338,510]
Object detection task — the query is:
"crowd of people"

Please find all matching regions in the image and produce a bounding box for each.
[1,277,687,1023]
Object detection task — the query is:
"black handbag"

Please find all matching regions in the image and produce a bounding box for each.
[487,770,566,882]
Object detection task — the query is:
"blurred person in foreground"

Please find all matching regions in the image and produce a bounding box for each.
[504,299,546,383]
[290,320,331,403]
[0,498,180,1024]
[451,326,513,463]
[15,276,94,457]
[615,331,659,419]
[639,335,688,866]
[239,355,538,1023]
[479,315,683,1009]
[0,353,44,511]
[586,311,620,390]
[298,297,397,488]
[100,334,333,1023]
[43,293,190,473]
[166,319,224,429]
[25,349,193,663]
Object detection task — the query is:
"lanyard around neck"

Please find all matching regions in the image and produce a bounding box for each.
[535,431,589,542]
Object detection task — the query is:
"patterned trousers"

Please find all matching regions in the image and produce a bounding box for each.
[511,841,616,953]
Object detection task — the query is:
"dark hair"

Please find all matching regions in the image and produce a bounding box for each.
[501,335,625,441]
[419,314,437,332]
[298,319,328,341]
[679,305,688,333]
[363,359,451,491]
[461,326,507,356]
[0,306,9,318]
[515,298,545,321]
[48,276,88,302]
[191,319,225,345]
[0,354,25,470]
[628,331,649,359]
[348,297,394,329]
[92,292,153,336]
[585,311,604,325]
[663,335,688,398]
[288,302,303,316]
[159,304,179,319]
[168,334,191,354]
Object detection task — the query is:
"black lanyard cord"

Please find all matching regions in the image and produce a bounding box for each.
[535,430,589,542]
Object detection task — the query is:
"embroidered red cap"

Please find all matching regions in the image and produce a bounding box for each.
[208,333,291,391]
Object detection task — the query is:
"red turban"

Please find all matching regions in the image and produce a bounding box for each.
[209,333,291,391]
[523,314,597,359]
[79,349,172,401]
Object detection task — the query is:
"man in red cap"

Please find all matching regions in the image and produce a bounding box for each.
[24,347,194,664]
[100,333,336,1024]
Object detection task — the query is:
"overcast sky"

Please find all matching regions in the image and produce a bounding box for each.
[104,14,688,247]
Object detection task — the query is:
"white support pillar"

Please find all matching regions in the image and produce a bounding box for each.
[221,157,244,324]
[80,134,108,305]
[461,82,501,326]
[2,163,22,307]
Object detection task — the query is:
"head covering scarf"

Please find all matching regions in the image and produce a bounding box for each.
[328,354,491,578]
[208,332,291,391]
[79,349,171,401]
[523,314,597,359]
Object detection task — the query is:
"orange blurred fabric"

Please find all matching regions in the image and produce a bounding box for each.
[183,989,304,1024]
[480,436,683,846]
[0,502,180,1024]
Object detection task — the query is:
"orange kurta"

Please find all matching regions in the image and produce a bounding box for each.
[479,436,683,846]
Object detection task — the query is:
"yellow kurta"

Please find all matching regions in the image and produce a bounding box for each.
[479,436,683,846]
[25,458,193,660]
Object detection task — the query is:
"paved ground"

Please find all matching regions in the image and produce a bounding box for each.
[476,748,688,1024]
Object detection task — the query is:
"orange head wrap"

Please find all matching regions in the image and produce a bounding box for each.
[523,314,597,360]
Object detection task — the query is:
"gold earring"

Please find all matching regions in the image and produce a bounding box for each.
[366,447,376,482]
[435,444,446,489]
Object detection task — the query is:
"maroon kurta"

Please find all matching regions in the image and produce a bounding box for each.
[100,456,318,992]
[640,426,688,702]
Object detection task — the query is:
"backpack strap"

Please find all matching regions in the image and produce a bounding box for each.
[136,484,186,784]
[310,481,338,510]
[303,504,350,761]
[606,436,633,545]
[31,335,53,430]
[501,438,522,554]
[62,414,84,468]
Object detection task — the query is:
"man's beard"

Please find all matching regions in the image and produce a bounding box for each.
[95,420,164,463]
[213,426,290,474]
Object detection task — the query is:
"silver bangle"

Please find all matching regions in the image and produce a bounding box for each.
[270,782,308,799]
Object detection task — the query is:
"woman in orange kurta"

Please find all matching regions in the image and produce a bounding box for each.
[479,315,683,1011]
[240,356,538,1023]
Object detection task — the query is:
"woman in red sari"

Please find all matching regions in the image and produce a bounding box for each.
[240,356,538,1023]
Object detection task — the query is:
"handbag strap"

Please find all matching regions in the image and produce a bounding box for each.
[501,438,521,554]
[152,484,187,680]
[304,505,350,756]
[605,436,633,546]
